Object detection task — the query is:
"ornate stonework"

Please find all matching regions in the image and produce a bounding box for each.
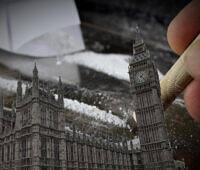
[0,27,177,170]
[128,26,175,170]
[0,64,142,170]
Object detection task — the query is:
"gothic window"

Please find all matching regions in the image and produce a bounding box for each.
[22,108,30,127]
[105,150,108,164]
[13,143,15,160]
[153,151,157,162]
[1,145,4,162]
[53,111,58,129]
[22,138,27,158]
[141,95,145,108]
[7,144,10,161]
[41,107,46,126]
[54,139,59,160]
[98,150,101,163]
[21,137,31,159]
[49,109,58,129]
[149,151,153,162]
[66,143,68,161]
[12,122,15,129]
[49,110,53,128]
[138,94,144,108]
[49,138,53,158]
[71,143,74,161]
[2,120,5,132]
[156,151,161,161]
[81,145,84,162]
[41,137,47,158]
[90,148,93,163]
[67,144,71,161]
[28,108,30,121]
[22,112,24,126]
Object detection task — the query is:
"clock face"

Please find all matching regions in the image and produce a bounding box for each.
[135,71,148,83]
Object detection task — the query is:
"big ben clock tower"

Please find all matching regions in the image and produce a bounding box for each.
[129,26,175,170]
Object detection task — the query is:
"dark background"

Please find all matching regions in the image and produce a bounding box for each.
[75,0,189,74]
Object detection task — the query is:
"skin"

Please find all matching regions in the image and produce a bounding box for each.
[167,0,200,122]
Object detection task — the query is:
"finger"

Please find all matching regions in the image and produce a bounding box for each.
[184,80,200,122]
[167,0,200,55]
[185,40,200,81]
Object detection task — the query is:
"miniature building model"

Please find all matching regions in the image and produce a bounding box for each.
[0,64,143,170]
[128,26,175,170]
[0,28,176,170]
[0,64,66,170]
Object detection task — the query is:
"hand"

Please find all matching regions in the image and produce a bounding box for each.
[167,0,200,122]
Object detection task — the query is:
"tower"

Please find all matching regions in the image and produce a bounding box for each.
[17,74,22,102]
[128,26,175,169]
[32,62,39,97]
[13,64,67,170]
[58,76,64,107]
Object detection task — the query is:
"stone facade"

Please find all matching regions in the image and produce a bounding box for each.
[0,64,143,170]
[0,27,177,170]
[0,64,67,170]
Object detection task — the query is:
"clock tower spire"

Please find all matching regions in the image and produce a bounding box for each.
[129,26,175,170]
[130,25,150,64]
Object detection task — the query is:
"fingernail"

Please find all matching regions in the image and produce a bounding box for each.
[185,40,200,81]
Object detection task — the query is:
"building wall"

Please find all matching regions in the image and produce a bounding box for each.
[65,130,141,170]
[0,65,142,170]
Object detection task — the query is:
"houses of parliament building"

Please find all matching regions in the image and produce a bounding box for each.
[0,29,181,170]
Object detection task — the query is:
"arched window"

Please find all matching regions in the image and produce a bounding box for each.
[21,138,27,158]
[49,110,53,128]
[53,111,58,129]
[12,143,15,160]
[22,108,30,127]
[2,145,4,162]
[7,144,10,161]
[41,137,47,158]
[41,107,46,126]
[54,139,59,160]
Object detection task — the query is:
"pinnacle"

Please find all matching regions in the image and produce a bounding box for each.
[135,24,141,34]
[59,76,62,84]
[33,62,38,74]
[18,73,22,83]
[134,25,143,45]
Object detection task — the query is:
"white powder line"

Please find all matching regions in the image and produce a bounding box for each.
[55,94,125,127]
[62,51,164,81]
